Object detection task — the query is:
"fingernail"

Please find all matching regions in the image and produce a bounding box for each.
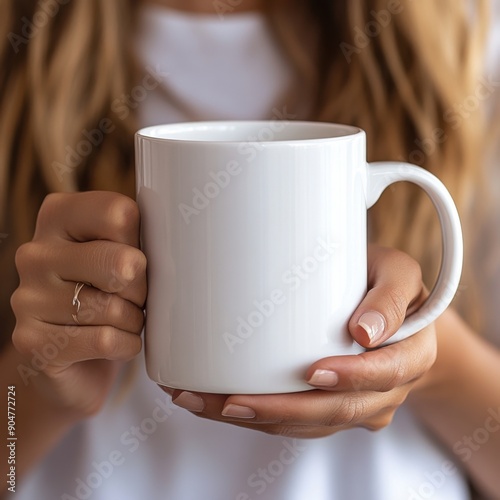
[221,404,256,419]
[307,369,339,387]
[172,391,205,412]
[357,311,386,345]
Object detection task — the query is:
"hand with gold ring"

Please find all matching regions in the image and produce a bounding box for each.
[10,192,147,417]
[71,282,86,324]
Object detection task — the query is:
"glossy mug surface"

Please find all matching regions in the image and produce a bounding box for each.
[135,121,462,394]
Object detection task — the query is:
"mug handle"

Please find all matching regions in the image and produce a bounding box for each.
[366,161,463,344]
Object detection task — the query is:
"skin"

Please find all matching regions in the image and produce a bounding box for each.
[166,246,433,438]
[5,192,434,475]
[4,193,500,497]
[134,7,499,495]
[2,1,500,497]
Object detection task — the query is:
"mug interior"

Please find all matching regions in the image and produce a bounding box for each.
[137,121,360,143]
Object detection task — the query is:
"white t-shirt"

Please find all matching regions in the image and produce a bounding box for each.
[17,4,500,500]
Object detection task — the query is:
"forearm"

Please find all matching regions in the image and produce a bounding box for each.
[0,341,79,493]
[408,309,500,498]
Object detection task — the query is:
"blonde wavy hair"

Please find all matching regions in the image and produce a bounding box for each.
[0,0,491,346]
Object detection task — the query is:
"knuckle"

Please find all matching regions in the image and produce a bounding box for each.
[10,287,44,325]
[394,390,409,408]
[110,247,147,291]
[15,242,56,283]
[362,411,395,431]
[126,336,143,358]
[11,322,53,361]
[94,326,141,360]
[104,295,139,329]
[95,326,122,359]
[15,242,41,273]
[105,195,140,238]
[10,287,29,318]
[11,325,36,357]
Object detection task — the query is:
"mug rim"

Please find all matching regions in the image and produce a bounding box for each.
[136,120,363,145]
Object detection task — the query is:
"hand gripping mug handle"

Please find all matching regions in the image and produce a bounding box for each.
[366,162,463,344]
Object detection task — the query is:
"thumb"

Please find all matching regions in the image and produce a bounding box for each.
[349,246,427,348]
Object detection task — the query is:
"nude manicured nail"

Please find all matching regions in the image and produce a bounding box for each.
[221,404,256,419]
[357,311,386,345]
[307,369,339,387]
[172,391,205,412]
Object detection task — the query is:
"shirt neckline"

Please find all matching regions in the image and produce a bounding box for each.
[141,3,265,26]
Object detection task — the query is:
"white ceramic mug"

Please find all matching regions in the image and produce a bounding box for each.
[135,121,462,394]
